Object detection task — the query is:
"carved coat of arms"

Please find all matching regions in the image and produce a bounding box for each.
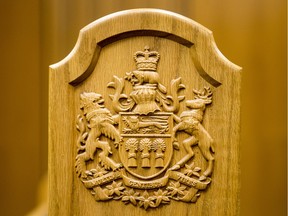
[75,46,215,210]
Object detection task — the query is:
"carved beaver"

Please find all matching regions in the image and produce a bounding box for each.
[125,70,167,93]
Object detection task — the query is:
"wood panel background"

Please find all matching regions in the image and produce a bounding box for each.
[0,1,286,215]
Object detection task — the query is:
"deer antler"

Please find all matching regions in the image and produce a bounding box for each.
[193,87,213,104]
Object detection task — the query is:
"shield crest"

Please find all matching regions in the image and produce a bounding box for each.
[119,112,173,179]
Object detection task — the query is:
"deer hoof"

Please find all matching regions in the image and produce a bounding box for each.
[169,164,181,171]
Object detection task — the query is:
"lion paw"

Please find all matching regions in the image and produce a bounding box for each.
[199,175,207,181]
[113,163,123,171]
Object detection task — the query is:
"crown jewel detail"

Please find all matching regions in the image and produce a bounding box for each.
[134,46,160,71]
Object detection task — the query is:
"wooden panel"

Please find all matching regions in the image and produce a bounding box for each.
[0,0,282,215]
[49,9,241,215]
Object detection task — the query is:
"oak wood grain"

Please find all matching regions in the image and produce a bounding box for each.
[49,9,241,216]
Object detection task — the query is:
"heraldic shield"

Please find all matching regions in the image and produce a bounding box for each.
[49,9,241,215]
[119,112,173,180]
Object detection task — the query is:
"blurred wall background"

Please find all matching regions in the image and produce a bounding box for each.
[0,1,286,215]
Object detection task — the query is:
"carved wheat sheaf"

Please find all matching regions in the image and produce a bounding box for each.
[75,47,215,210]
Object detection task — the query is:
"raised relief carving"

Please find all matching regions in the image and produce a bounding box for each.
[76,47,215,209]
[171,87,215,181]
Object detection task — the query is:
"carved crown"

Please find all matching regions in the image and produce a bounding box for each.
[134,46,160,71]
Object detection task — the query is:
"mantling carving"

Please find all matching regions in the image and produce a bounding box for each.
[75,47,215,210]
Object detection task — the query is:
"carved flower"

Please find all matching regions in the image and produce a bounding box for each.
[106,181,125,197]
[122,189,140,206]
[167,181,187,197]
[137,190,156,210]
[183,162,201,178]
[153,189,170,207]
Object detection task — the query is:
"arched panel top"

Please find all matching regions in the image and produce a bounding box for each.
[50,8,241,85]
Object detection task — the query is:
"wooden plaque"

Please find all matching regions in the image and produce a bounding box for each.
[49,9,241,215]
